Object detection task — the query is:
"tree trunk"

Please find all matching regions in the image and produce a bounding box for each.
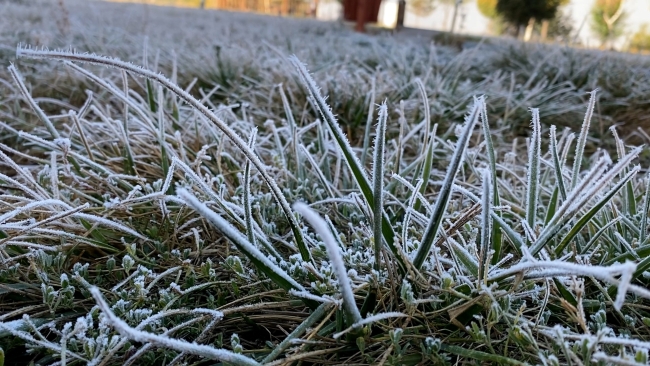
[200,0,206,8]
[449,0,461,34]
[523,17,535,42]
[540,19,549,41]
[396,0,405,29]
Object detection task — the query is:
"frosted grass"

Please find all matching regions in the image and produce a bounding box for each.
[0,5,648,363]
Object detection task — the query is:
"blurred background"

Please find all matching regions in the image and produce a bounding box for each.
[107,0,650,52]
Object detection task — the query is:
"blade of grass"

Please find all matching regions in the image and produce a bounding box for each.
[293,202,362,326]
[570,90,598,190]
[525,108,541,234]
[412,79,437,213]
[244,129,257,247]
[412,98,481,270]
[549,125,567,201]
[479,170,492,282]
[372,102,388,271]
[640,172,650,245]
[360,76,376,166]
[479,98,503,265]
[610,126,637,218]
[7,64,60,139]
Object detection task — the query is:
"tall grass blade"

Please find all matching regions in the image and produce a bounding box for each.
[293,202,362,326]
[278,84,303,180]
[544,187,559,225]
[641,172,650,244]
[244,129,257,247]
[157,85,171,190]
[570,90,597,189]
[412,98,481,270]
[413,79,437,213]
[372,103,388,271]
[7,64,60,139]
[550,125,567,201]
[525,108,541,233]
[479,170,492,281]
[479,98,503,264]
[360,76,376,166]
[611,126,637,217]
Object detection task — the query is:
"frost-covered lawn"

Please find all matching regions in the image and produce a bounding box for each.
[0,0,650,365]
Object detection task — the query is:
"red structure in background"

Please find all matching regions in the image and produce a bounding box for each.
[343,0,382,32]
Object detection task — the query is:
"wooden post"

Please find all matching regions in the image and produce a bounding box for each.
[396,0,405,30]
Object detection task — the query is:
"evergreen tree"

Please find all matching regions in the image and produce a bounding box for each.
[495,0,563,38]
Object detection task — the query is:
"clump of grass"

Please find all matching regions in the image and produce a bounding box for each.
[0,41,648,365]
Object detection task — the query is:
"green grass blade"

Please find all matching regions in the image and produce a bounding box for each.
[479,98,503,265]
[553,278,578,306]
[360,76,376,166]
[492,212,525,254]
[157,85,171,192]
[640,172,650,244]
[278,84,303,180]
[412,98,481,270]
[544,187,559,225]
[479,170,492,281]
[412,79,437,213]
[525,108,541,234]
[8,64,60,139]
[581,217,622,254]
[372,103,388,271]
[611,126,637,218]
[570,90,597,190]
[244,129,257,247]
[146,79,157,113]
[550,125,567,201]
[448,237,478,277]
